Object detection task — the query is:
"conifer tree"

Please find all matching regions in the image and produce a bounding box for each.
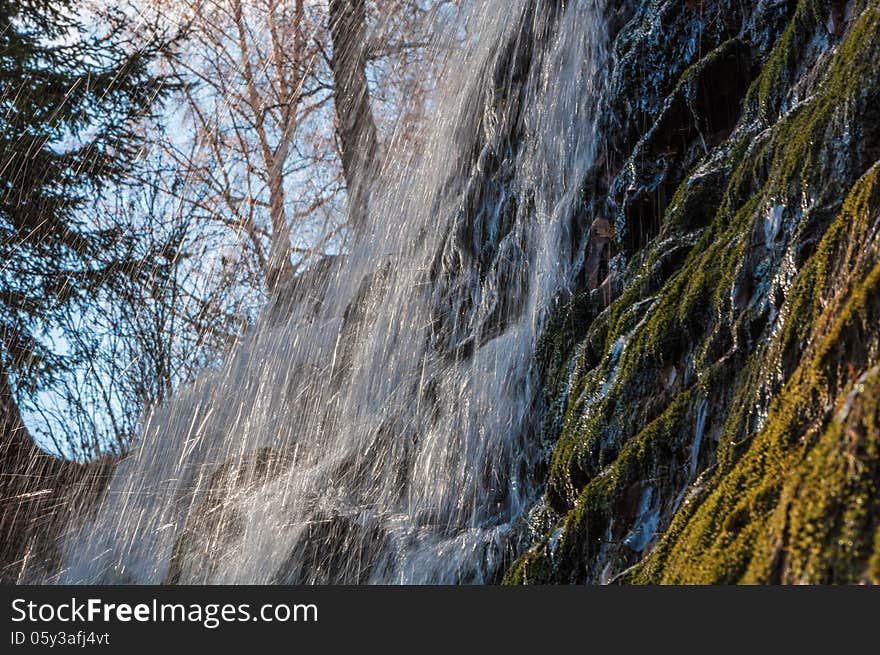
[0,0,174,580]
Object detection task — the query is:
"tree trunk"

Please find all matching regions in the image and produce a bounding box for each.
[266,163,295,291]
[329,0,380,234]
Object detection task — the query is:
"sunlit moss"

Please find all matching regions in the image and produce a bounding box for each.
[642,163,880,583]
[509,2,880,584]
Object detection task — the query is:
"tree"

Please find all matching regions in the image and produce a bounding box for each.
[328,0,379,232]
[146,0,346,294]
[143,0,451,300]
[55,161,252,451]
[38,163,254,455]
[0,0,175,580]
[0,0,460,582]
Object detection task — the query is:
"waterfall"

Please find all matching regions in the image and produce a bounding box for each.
[59,0,607,584]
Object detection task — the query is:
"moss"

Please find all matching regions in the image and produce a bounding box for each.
[766,371,880,584]
[869,526,880,585]
[510,2,880,584]
[749,0,869,114]
[615,36,754,254]
[502,541,555,585]
[747,0,826,125]
[544,169,727,512]
[641,163,880,583]
[514,387,703,583]
[631,4,879,371]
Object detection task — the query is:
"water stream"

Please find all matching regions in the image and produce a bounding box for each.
[60,0,608,584]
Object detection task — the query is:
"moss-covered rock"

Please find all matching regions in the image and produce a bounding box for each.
[508,0,880,584]
[638,163,880,584]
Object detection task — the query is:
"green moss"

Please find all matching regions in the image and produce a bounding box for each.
[544,169,728,512]
[502,541,555,585]
[748,0,824,124]
[869,526,880,585]
[769,371,880,584]
[631,4,879,372]
[642,163,880,583]
[510,389,700,583]
[511,3,880,584]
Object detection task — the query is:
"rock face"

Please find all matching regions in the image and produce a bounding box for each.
[36,0,879,586]
[507,0,880,583]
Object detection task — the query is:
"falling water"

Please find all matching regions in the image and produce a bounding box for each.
[59,0,607,584]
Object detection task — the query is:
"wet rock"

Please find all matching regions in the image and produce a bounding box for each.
[165,447,298,584]
[508,0,880,584]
